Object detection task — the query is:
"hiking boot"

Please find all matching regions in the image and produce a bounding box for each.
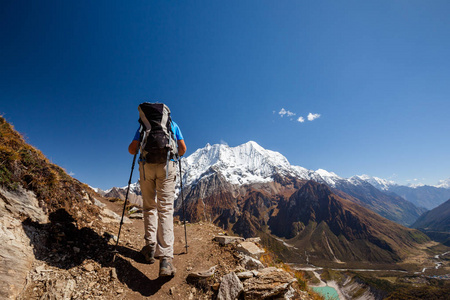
[140,245,155,264]
[159,257,176,277]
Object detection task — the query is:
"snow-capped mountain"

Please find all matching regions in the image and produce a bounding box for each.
[352,175,398,191]
[437,178,450,189]
[176,141,425,226]
[182,141,324,187]
[104,141,446,222]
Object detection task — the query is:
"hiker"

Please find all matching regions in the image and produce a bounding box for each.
[128,103,186,277]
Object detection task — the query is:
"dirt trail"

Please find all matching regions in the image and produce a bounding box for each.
[19,195,239,300]
[94,196,238,299]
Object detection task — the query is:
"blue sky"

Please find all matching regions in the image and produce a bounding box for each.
[1,1,449,190]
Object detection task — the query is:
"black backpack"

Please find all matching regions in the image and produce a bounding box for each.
[138,102,178,164]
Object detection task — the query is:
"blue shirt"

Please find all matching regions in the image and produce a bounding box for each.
[133,121,184,142]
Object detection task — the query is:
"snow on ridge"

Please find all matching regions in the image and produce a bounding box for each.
[315,169,341,186]
[183,141,294,186]
[407,182,426,188]
[104,140,450,193]
[353,174,397,190]
[182,141,348,187]
[436,178,450,189]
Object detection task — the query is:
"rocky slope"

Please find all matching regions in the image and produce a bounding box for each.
[269,181,429,264]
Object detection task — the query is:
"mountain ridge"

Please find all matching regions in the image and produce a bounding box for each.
[106,141,436,225]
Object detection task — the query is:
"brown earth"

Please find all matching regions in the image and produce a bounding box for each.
[18,195,242,300]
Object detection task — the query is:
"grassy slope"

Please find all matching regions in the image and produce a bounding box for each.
[0,116,99,222]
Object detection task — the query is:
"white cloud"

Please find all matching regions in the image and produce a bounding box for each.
[279,108,295,118]
[69,171,75,176]
[277,109,321,124]
[307,113,321,121]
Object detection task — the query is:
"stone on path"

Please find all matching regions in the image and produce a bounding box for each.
[240,255,265,270]
[235,241,265,258]
[217,272,244,300]
[213,236,244,246]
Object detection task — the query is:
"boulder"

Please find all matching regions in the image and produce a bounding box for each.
[242,267,296,299]
[239,255,265,270]
[0,187,46,299]
[217,272,244,300]
[235,241,265,258]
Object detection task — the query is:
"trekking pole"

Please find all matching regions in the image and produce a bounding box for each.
[112,153,138,262]
[178,157,189,254]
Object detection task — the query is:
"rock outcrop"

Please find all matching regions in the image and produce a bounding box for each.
[211,237,304,300]
[0,186,47,299]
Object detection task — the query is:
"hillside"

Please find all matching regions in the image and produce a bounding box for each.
[412,198,450,246]
[332,177,426,227]
[0,116,100,222]
[269,181,429,265]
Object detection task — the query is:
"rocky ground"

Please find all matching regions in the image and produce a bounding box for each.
[2,187,318,300]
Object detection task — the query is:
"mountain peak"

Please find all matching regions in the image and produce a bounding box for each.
[183,141,295,186]
[353,174,397,190]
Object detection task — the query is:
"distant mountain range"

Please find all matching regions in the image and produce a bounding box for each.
[104,141,449,224]
[102,141,447,265]
[172,142,430,265]
[356,175,450,210]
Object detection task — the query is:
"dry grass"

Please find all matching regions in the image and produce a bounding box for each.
[0,116,99,222]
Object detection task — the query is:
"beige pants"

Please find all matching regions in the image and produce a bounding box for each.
[139,160,177,258]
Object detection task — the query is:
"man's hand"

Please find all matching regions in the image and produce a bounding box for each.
[128,140,140,155]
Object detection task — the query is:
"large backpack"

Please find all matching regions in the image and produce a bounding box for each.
[138,102,178,164]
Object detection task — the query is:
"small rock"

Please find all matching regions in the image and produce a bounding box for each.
[117,288,123,294]
[73,247,80,253]
[35,265,46,273]
[169,287,175,295]
[93,198,106,208]
[110,269,118,281]
[83,263,94,272]
[245,237,261,243]
[187,265,216,278]
[213,236,244,246]
[128,213,143,219]
[236,271,255,279]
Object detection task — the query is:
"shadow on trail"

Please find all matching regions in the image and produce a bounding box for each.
[22,208,171,297]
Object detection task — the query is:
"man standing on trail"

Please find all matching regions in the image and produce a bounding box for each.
[128,103,186,277]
